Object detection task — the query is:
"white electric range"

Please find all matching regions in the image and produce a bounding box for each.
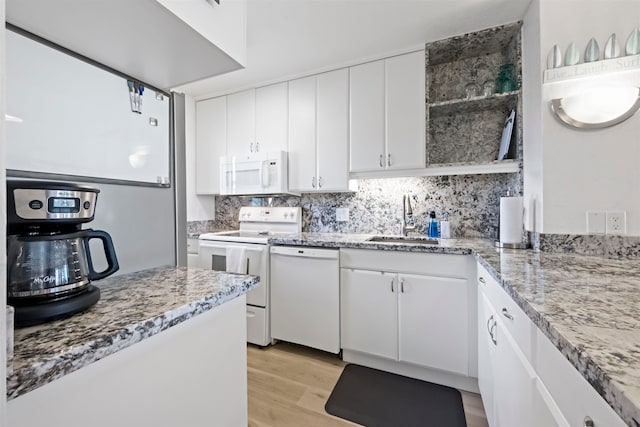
[198,206,301,346]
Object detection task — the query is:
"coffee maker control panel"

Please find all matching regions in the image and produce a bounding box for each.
[7,180,100,230]
[11,187,98,221]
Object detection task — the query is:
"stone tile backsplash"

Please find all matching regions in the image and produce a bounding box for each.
[211,172,522,240]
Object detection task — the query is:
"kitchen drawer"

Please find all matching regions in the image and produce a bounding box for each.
[477,263,534,361]
[187,238,199,255]
[535,328,626,427]
[340,248,471,278]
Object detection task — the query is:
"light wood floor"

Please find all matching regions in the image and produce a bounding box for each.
[247,342,489,427]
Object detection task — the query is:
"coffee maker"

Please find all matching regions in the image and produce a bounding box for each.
[6,180,119,326]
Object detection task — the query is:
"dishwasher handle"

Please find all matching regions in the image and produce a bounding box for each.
[270,246,339,259]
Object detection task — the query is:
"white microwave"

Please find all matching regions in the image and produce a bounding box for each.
[219,151,297,196]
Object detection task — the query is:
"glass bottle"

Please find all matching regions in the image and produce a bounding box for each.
[496,64,517,93]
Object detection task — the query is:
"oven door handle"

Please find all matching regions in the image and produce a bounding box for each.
[198,242,266,253]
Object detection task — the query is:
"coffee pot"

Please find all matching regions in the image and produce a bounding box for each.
[7,229,118,300]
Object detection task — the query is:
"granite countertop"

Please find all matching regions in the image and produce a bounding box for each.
[269,232,640,426]
[7,266,259,400]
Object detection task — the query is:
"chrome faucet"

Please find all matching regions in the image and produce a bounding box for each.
[401,194,416,236]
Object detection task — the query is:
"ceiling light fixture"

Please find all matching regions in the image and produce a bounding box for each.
[550,86,640,129]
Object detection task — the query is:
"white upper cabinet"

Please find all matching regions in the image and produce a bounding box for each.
[317,69,350,191]
[350,50,426,174]
[385,51,426,170]
[288,69,351,192]
[255,82,289,153]
[350,60,386,172]
[227,84,288,156]
[227,89,256,156]
[195,96,226,195]
[288,75,317,192]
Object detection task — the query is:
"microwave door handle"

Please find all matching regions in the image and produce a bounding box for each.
[260,160,270,188]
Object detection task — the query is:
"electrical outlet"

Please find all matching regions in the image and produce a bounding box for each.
[606,211,626,235]
[336,208,349,222]
[586,211,606,234]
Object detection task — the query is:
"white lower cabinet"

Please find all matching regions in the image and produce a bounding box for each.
[477,262,624,427]
[340,269,398,360]
[478,265,567,427]
[398,273,468,375]
[340,249,473,376]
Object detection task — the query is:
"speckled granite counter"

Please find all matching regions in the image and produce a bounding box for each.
[7,266,259,400]
[269,233,640,426]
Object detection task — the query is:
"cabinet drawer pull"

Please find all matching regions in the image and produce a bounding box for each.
[501,308,514,320]
[479,276,486,285]
[379,154,384,168]
[387,153,391,167]
[583,416,594,427]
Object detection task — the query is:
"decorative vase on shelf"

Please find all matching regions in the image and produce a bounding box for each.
[564,42,580,66]
[626,28,640,55]
[584,37,600,62]
[496,64,516,93]
[604,33,621,59]
[547,44,562,69]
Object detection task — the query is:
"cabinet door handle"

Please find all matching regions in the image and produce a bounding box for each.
[250,142,254,152]
[380,154,384,167]
[479,276,486,285]
[387,153,392,167]
[246,258,250,275]
[318,176,323,188]
[311,176,316,188]
[583,417,594,427]
[390,277,395,293]
[400,278,405,293]
[502,308,514,320]
[255,141,260,152]
[487,315,497,346]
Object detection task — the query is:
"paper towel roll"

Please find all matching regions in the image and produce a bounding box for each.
[500,196,523,244]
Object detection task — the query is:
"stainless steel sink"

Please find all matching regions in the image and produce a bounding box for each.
[367,236,439,245]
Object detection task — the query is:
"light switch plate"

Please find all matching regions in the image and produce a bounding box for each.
[586,211,606,234]
[336,208,349,222]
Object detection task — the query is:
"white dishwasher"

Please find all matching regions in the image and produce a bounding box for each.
[270,246,340,354]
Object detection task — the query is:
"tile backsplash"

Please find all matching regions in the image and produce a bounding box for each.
[211,172,522,240]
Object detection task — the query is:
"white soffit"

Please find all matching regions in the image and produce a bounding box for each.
[6,0,244,90]
[178,0,532,97]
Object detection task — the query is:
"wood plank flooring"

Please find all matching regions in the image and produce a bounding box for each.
[247,342,489,427]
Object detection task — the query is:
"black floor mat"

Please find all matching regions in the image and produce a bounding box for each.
[325,364,467,427]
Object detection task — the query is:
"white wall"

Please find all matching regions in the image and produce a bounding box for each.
[524,0,640,235]
[523,0,544,233]
[185,94,215,221]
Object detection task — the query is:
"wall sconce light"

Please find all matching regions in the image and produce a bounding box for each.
[550,86,640,129]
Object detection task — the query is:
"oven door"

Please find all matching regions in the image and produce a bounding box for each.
[198,240,268,307]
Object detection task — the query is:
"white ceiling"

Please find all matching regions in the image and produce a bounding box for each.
[178,0,533,98]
